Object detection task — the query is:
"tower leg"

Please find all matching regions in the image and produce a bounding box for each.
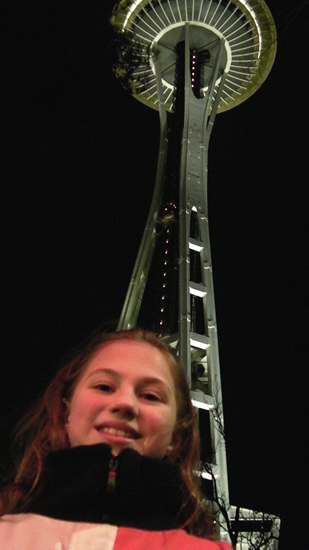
[117,56,168,330]
[178,23,230,536]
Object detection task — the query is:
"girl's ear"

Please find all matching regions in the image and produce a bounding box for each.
[62,398,70,412]
[165,444,173,456]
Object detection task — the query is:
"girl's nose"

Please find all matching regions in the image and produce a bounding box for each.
[109,387,139,418]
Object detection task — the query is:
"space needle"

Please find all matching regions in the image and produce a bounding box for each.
[111,0,278,546]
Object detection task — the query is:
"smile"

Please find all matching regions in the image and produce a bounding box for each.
[97,426,139,439]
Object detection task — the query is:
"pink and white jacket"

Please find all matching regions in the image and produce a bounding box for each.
[1,513,231,550]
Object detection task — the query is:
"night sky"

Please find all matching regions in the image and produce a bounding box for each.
[1,1,308,549]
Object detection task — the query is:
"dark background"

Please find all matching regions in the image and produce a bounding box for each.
[1,1,308,548]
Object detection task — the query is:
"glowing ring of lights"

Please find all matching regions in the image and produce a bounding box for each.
[111,0,277,113]
[151,22,233,92]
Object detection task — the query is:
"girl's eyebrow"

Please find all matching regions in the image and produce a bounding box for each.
[88,368,119,378]
[86,369,172,395]
[86,368,120,381]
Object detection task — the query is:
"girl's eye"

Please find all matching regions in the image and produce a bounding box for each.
[142,392,161,402]
[95,384,113,393]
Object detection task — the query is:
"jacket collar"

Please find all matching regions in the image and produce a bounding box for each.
[27,443,190,531]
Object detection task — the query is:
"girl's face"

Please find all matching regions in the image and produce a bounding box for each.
[65,340,177,458]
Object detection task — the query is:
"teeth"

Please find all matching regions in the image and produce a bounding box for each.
[100,427,133,438]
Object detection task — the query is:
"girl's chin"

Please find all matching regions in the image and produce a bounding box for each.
[70,433,139,453]
[73,432,167,459]
[93,432,140,455]
[108,442,140,456]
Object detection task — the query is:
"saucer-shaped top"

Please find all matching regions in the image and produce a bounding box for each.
[111,0,277,113]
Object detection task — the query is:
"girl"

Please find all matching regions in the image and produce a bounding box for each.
[0,329,231,550]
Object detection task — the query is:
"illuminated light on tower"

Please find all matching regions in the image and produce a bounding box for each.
[111,0,279,546]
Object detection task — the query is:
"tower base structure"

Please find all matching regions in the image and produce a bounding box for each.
[111,1,278,547]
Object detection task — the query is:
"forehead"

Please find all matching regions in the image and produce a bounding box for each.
[81,339,174,384]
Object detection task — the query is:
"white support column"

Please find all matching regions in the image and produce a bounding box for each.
[117,55,168,330]
[177,25,230,533]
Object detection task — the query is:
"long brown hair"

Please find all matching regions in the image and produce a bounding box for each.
[0,329,214,537]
